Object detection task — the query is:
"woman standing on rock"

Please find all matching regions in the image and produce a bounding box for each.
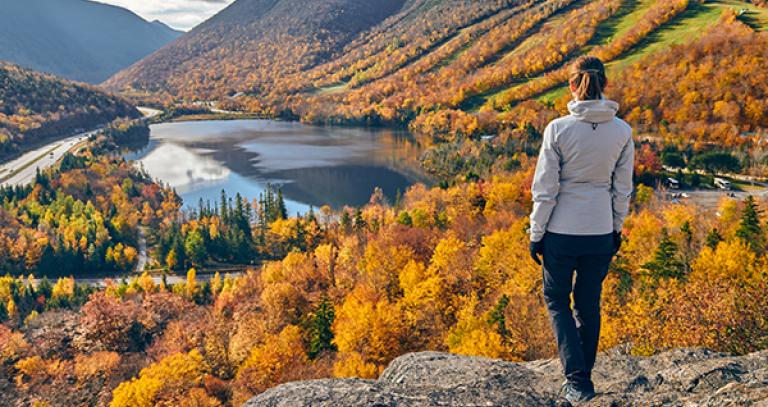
[528,56,634,403]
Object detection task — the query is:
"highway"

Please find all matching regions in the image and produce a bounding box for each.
[0,132,93,187]
[0,107,162,188]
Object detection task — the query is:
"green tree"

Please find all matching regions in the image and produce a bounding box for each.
[396,211,413,226]
[487,295,510,340]
[307,297,336,359]
[690,151,741,175]
[353,209,366,232]
[184,229,206,266]
[661,151,685,168]
[643,228,685,279]
[276,189,288,220]
[736,196,763,252]
[705,228,723,250]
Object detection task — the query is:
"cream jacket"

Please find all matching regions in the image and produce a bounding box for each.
[529,99,634,242]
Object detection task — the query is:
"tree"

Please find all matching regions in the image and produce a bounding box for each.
[661,151,685,168]
[110,350,206,407]
[736,196,763,252]
[705,228,723,250]
[690,151,741,175]
[184,229,206,266]
[307,297,336,359]
[276,189,288,220]
[233,325,308,405]
[166,249,179,270]
[642,228,685,279]
[487,295,510,340]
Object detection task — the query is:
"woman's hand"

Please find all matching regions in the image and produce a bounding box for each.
[530,240,544,265]
[613,231,623,255]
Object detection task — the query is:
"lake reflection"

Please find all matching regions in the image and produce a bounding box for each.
[123,120,430,213]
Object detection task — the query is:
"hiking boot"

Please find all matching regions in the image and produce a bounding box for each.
[561,381,596,403]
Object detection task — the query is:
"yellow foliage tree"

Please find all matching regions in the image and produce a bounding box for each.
[232,325,308,405]
[110,350,207,407]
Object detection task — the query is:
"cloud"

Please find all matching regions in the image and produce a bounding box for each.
[96,0,236,31]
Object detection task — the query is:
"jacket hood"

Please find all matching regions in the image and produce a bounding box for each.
[567,99,620,123]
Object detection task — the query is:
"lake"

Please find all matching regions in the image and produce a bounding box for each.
[123,119,430,214]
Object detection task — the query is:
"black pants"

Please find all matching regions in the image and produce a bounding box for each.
[541,232,613,389]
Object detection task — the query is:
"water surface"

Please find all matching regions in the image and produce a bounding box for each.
[124,120,429,213]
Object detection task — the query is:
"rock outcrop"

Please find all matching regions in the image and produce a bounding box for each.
[245,348,768,406]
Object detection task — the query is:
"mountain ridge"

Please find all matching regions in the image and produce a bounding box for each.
[0,0,182,84]
[103,0,410,97]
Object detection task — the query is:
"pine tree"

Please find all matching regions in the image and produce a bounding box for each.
[306,206,317,225]
[736,195,763,252]
[705,228,723,249]
[220,190,229,225]
[680,221,693,246]
[307,297,336,359]
[340,210,352,233]
[643,228,685,279]
[277,189,288,220]
[487,295,510,340]
[353,208,366,232]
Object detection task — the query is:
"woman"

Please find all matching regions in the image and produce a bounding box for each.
[528,56,634,402]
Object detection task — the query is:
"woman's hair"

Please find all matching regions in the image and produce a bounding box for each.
[568,56,607,101]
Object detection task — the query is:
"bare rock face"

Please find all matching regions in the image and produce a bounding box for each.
[244,348,768,406]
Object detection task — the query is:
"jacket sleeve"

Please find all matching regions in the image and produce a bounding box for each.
[529,123,561,242]
[611,133,635,232]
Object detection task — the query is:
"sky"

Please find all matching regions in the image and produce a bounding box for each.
[96,0,236,31]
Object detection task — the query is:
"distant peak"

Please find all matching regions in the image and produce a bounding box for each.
[151,19,184,34]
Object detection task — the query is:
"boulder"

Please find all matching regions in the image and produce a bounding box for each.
[245,348,768,406]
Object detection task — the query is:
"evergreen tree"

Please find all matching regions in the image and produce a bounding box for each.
[643,228,685,279]
[277,189,288,220]
[680,221,693,246]
[705,228,723,250]
[220,190,229,225]
[487,295,510,340]
[353,208,366,232]
[307,297,336,359]
[340,210,352,232]
[306,206,317,225]
[736,195,763,252]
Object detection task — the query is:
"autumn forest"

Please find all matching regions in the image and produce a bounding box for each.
[2,0,768,405]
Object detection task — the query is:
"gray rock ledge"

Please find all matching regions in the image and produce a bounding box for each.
[245,348,768,406]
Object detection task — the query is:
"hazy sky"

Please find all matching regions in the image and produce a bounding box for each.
[96,0,236,31]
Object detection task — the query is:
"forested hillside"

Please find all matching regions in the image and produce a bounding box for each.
[0,0,181,84]
[0,63,139,158]
[104,0,411,98]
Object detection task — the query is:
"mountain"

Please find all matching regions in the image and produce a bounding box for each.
[248,349,768,406]
[0,62,138,157]
[106,0,768,142]
[0,0,182,84]
[104,0,410,98]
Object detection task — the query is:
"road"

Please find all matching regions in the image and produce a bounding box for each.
[0,132,93,187]
[35,271,245,288]
[0,107,162,188]
[137,107,162,118]
[136,226,149,273]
